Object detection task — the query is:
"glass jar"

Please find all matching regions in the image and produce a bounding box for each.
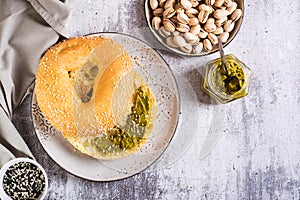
[202,54,251,104]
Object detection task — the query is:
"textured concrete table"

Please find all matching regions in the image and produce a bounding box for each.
[13,0,300,199]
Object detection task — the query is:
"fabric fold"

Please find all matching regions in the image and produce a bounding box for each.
[0,0,71,167]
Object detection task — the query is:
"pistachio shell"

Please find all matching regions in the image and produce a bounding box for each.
[208,33,218,45]
[219,31,229,43]
[153,8,164,16]
[227,2,237,14]
[163,6,176,18]
[188,17,200,26]
[213,9,229,20]
[173,35,187,46]
[190,24,201,35]
[177,12,190,24]
[198,28,208,38]
[158,26,172,38]
[231,9,242,22]
[205,0,215,6]
[176,23,190,33]
[191,0,199,8]
[186,8,199,18]
[183,32,198,43]
[192,42,204,54]
[188,37,200,45]
[212,26,224,35]
[198,10,209,24]
[204,21,217,32]
[172,31,180,36]
[203,39,213,51]
[198,4,213,13]
[180,0,192,10]
[150,0,159,10]
[152,16,162,30]
[164,0,176,9]
[224,0,233,7]
[180,44,193,53]
[215,17,227,27]
[163,19,176,32]
[159,0,167,7]
[166,36,180,48]
[214,0,225,8]
[223,19,235,32]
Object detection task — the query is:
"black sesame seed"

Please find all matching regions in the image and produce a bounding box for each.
[2,162,46,200]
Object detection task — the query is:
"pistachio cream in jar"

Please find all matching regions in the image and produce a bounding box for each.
[202,54,251,104]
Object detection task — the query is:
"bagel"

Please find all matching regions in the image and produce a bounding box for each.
[35,36,157,159]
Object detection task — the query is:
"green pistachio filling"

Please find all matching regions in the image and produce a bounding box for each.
[92,86,153,154]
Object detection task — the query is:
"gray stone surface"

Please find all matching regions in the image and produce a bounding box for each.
[12,0,300,199]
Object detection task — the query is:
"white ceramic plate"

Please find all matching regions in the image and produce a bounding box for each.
[32,33,181,181]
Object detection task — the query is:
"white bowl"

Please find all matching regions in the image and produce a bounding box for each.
[0,158,48,200]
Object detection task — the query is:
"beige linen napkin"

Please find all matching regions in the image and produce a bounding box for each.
[0,0,70,167]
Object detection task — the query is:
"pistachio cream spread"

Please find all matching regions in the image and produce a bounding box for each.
[35,36,157,160]
[212,58,245,95]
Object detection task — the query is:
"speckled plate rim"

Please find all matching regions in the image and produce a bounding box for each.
[144,0,245,57]
[31,32,181,181]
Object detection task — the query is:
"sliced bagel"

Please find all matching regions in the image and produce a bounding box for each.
[35,36,157,160]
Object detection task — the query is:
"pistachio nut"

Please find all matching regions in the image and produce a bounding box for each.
[203,39,213,51]
[150,0,159,10]
[227,2,237,14]
[172,31,180,36]
[163,6,176,18]
[152,16,162,30]
[166,36,180,48]
[206,17,215,24]
[159,0,167,7]
[173,35,187,46]
[186,8,199,18]
[158,26,172,38]
[193,41,203,54]
[213,9,229,20]
[153,8,164,16]
[198,4,214,14]
[175,6,184,14]
[198,10,209,24]
[223,19,235,32]
[207,33,218,45]
[204,20,217,32]
[219,31,229,43]
[180,44,193,53]
[205,0,215,6]
[198,28,208,38]
[183,32,198,43]
[191,0,199,8]
[187,37,200,45]
[170,16,180,24]
[190,24,201,35]
[163,19,176,32]
[213,26,223,35]
[223,0,233,8]
[164,0,176,9]
[214,0,225,8]
[231,9,242,22]
[177,12,190,24]
[188,17,200,26]
[215,17,227,27]
[180,0,193,10]
[176,23,190,33]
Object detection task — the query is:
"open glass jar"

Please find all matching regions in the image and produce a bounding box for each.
[202,54,251,104]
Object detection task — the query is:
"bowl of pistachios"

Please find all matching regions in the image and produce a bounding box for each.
[145,0,244,56]
[0,158,48,200]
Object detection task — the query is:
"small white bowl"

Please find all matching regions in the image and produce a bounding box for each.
[0,158,48,200]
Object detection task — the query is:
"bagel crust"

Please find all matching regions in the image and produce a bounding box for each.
[35,36,157,160]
